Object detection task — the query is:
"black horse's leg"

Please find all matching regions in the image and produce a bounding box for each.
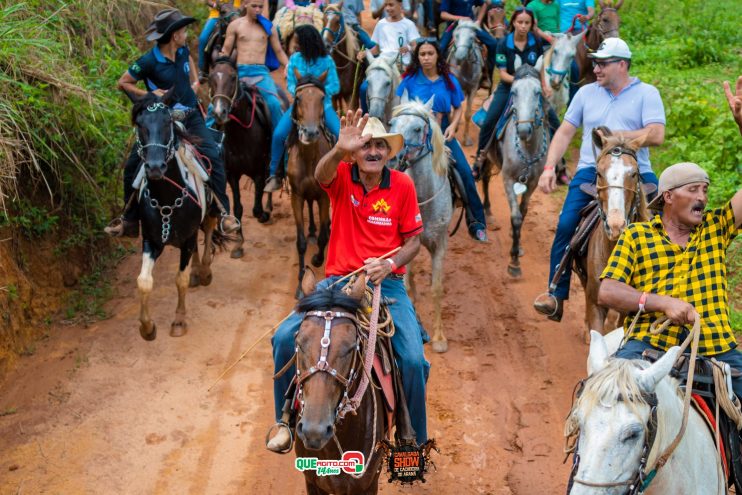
[253,172,270,224]
[138,239,164,341]
[291,194,308,299]
[307,199,317,244]
[171,236,196,337]
[311,198,330,268]
[228,173,245,259]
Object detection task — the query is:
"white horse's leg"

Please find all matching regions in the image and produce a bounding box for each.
[463,92,474,147]
[503,176,523,278]
[430,237,448,353]
[137,251,157,340]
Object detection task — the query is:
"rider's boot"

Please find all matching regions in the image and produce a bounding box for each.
[266,425,293,453]
[104,217,139,238]
[264,176,282,193]
[533,293,564,322]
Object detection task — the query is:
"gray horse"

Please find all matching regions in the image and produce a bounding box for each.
[543,32,583,115]
[389,95,453,353]
[365,52,401,125]
[447,20,483,147]
[486,63,549,278]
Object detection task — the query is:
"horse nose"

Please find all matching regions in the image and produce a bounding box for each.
[517,123,533,140]
[296,419,334,450]
[145,162,166,179]
[305,128,320,141]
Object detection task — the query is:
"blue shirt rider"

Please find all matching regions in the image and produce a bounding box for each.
[438,0,500,72]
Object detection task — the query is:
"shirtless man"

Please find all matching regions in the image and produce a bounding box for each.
[221,0,288,128]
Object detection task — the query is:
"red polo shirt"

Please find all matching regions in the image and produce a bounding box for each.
[320,161,423,277]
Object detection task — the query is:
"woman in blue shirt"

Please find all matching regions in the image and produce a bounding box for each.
[396,40,488,242]
[264,25,340,191]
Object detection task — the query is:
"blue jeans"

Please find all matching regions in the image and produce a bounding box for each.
[268,101,341,176]
[360,80,369,114]
[272,276,430,445]
[237,64,283,130]
[569,59,580,102]
[198,18,218,71]
[477,81,510,152]
[616,339,742,400]
[440,23,499,70]
[442,115,486,228]
[547,168,658,299]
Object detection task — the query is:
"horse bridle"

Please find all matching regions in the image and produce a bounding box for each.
[366,64,396,109]
[595,146,641,234]
[596,8,620,39]
[321,8,345,51]
[448,25,480,65]
[295,310,363,423]
[135,102,176,163]
[511,92,548,179]
[292,83,333,141]
[395,110,433,170]
[209,63,241,110]
[568,389,659,495]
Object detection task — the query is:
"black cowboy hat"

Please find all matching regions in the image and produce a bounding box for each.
[144,9,196,42]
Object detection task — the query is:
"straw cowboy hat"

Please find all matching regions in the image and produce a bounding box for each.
[360,117,404,158]
[647,162,710,210]
[145,9,197,42]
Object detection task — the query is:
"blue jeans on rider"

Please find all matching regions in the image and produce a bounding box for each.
[439,23,499,71]
[268,102,341,177]
[568,58,580,103]
[615,338,742,400]
[123,111,230,221]
[272,275,430,445]
[237,64,283,130]
[477,81,510,152]
[359,80,369,114]
[547,168,658,300]
[198,18,218,71]
[349,22,377,50]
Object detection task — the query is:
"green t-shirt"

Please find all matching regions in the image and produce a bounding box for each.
[529,0,560,34]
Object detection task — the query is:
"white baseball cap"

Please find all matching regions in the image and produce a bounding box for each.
[588,37,632,60]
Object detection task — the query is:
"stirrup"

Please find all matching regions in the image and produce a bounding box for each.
[219,214,240,234]
[265,422,294,454]
[534,292,560,317]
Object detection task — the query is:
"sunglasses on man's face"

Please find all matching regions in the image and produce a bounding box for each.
[592,59,623,69]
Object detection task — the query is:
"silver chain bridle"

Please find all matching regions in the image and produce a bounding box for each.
[136,102,176,163]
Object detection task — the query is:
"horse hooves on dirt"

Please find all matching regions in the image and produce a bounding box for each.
[519,247,525,257]
[431,339,448,353]
[170,321,188,338]
[199,272,213,286]
[189,274,200,288]
[230,247,244,259]
[139,322,157,341]
[464,137,473,147]
[256,211,271,224]
[507,265,522,278]
[308,235,318,245]
[310,254,324,268]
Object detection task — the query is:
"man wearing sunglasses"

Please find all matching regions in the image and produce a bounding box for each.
[533,37,666,322]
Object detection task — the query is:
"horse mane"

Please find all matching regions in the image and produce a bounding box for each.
[212,55,236,69]
[392,101,448,176]
[514,64,540,81]
[296,286,362,314]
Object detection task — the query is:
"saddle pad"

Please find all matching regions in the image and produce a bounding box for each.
[373,353,395,413]
[691,393,728,478]
[495,95,514,141]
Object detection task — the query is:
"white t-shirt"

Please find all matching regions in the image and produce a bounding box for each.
[371,17,420,66]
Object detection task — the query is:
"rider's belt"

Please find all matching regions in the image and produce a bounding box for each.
[172,107,196,122]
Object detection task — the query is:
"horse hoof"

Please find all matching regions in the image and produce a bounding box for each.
[170,321,188,338]
[507,265,522,278]
[308,235,318,245]
[230,247,244,259]
[200,272,213,287]
[257,212,271,224]
[431,339,448,353]
[140,322,157,341]
[464,137,473,147]
[311,254,324,268]
[189,274,200,288]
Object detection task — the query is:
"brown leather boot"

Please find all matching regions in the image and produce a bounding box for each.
[533,293,564,322]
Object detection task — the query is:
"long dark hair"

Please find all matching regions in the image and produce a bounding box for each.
[508,6,535,33]
[402,40,455,91]
[294,25,327,64]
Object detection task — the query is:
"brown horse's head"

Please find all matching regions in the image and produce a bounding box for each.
[593,126,648,241]
[486,2,506,37]
[293,69,328,144]
[322,5,343,51]
[595,0,622,39]
[208,57,239,126]
[294,272,366,450]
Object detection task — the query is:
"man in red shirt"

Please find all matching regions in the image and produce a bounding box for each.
[267,110,430,452]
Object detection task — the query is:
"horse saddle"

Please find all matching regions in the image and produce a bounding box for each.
[641,349,742,492]
[494,95,514,141]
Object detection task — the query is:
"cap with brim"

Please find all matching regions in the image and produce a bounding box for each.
[360,117,404,158]
[647,162,710,210]
[588,37,632,60]
[145,9,196,42]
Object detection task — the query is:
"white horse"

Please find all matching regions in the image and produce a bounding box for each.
[544,32,584,114]
[447,20,483,147]
[389,95,452,353]
[566,330,723,495]
[365,52,400,125]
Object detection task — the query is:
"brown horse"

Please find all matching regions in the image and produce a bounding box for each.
[322,4,365,112]
[202,3,241,76]
[574,0,622,86]
[208,57,273,259]
[288,71,333,299]
[575,127,653,342]
[484,2,507,39]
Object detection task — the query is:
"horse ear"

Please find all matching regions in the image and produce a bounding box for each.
[598,0,606,8]
[365,50,376,64]
[293,67,303,82]
[637,346,681,393]
[534,55,544,73]
[123,89,140,104]
[423,95,435,112]
[587,330,609,375]
[592,126,612,149]
[161,86,177,107]
[318,70,328,84]
[628,132,647,150]
[400,89,410,105]
[513,56,522,72]
[349,274,366,301]
[301,268,317,296]
[615,0,624,8]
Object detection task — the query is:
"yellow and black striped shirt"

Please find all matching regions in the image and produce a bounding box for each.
[601,201,739,355]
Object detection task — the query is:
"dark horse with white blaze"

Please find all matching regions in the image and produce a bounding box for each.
[126,89,230,340]
[209,57,272,259]
[287,71,333,299]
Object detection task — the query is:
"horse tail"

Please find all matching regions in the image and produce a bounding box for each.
[208,228,239,252]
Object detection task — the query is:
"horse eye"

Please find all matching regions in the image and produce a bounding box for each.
[414,127,422,133]
[621,429,641,443]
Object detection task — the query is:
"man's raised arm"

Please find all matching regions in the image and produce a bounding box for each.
[724,76,742,227]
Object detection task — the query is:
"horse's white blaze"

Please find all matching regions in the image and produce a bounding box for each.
[606,155,633,221]
[213,72,226,116]
[137,253,155,293]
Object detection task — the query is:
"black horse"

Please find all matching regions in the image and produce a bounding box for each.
[126,89,229,340]
[208,57,273,258]
[202,3,241,78]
